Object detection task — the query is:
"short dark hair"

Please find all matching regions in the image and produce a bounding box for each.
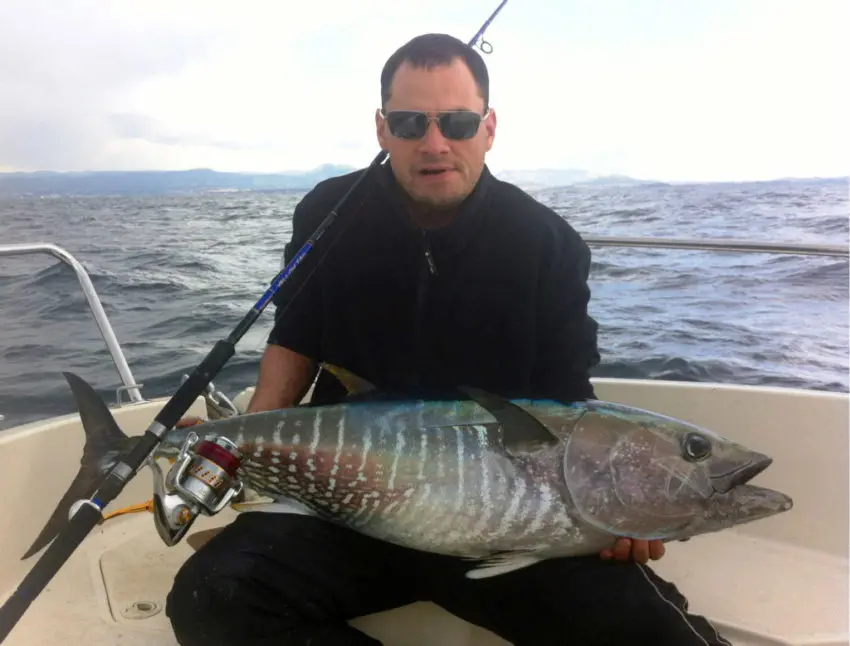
[380,33,490,110]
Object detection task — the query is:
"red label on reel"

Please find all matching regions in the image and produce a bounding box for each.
[195,439,241,476]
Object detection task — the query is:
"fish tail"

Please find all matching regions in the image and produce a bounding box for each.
[21,371,139,560]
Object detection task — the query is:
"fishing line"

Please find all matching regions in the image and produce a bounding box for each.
[0,1,509,641]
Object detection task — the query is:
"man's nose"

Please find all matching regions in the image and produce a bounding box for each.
[417,119,451,154]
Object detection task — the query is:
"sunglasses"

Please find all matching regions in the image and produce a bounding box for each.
[381,109,489,141]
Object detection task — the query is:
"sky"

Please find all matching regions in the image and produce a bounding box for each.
[0,0,847,183]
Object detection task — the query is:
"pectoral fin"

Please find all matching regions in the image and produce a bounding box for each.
[230,487,274,511]
[457,386,560,455]
[465,551,544,579]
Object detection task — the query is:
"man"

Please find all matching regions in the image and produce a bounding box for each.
[166,33,731,646]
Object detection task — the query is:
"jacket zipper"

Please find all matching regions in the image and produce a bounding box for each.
[413,230,437,385]
[423,233,438,277]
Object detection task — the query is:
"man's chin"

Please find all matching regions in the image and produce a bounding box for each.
[413,195,464,212]
[408,185,468,210]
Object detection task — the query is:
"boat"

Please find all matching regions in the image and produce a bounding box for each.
[0,238,847,646]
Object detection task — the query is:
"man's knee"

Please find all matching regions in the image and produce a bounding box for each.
[165,538,250,646]
[629,564,732,646]
[461,557,732,646]
[165,544,383,646]
[164,513,396,646]
[165,514,309,644]
[574,561,730,645]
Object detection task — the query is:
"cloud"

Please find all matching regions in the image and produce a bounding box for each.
[0,0,495,172]
[0,0,241,170]
[107,113,251,151]
[484,0,849,181]
[0,0,847,181]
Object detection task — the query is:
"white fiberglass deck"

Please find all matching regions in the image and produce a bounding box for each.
[0,378,847,646]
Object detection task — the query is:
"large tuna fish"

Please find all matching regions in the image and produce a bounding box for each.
[23,369,792,578]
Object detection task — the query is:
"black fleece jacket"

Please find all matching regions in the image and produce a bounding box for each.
[267,162,600,405]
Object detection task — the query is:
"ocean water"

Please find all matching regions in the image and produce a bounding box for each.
[0,176,847,430]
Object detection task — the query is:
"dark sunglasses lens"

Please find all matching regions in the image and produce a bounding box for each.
[438,112,482,140]
[386,112,428,139]
[386,111,483,140]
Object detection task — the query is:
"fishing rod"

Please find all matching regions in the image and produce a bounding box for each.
[0,1,509,641]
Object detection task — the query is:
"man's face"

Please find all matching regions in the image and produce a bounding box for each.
[376,57,496,212]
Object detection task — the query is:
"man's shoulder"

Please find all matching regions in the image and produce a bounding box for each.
[291,166,376,227]
[308,166,373,198]
[488,172,588,253]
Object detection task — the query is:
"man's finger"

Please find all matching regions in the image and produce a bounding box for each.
[612,538,632,561]
[649,540,666,561]
[631,539,651,564]
[175,416,205,429]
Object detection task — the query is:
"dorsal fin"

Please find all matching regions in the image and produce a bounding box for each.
[457,386,560,455]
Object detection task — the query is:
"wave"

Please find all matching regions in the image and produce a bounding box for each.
[1,178,847,430]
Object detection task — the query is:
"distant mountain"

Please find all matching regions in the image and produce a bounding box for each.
[3,164,836,197]
[493,168,661,190]
[0,164,357,196]
[0,164,661,197]
[494,168,592,188]
[573,174,667,187]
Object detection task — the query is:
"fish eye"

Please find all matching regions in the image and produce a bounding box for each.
[682,432,712,462]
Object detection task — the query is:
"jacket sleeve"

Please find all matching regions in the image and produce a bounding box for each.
[533,228,601,402]
[265,197,324,360]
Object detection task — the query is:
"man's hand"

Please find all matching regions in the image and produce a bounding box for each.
[600,538,665,564]
[175,416,205,429]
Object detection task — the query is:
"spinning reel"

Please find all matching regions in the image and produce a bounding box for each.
[148,430,245,545]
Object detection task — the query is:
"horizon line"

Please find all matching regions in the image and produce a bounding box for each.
[0,165,846,186]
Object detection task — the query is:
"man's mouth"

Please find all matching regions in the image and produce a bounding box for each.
[419,167,453,176]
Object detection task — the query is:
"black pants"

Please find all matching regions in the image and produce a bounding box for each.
[165,512,732,646]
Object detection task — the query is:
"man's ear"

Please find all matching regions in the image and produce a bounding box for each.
[484,107,497,151]
[376,108,389,151]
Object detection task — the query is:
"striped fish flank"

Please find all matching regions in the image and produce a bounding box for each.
[191,400,572,558]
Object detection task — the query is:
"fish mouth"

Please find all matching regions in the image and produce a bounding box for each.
[710,452,772,494]
[730,483,794,514]
[695,482,794,534]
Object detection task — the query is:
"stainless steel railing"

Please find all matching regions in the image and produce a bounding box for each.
[581,236,848,257]
[0,243,144,403]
